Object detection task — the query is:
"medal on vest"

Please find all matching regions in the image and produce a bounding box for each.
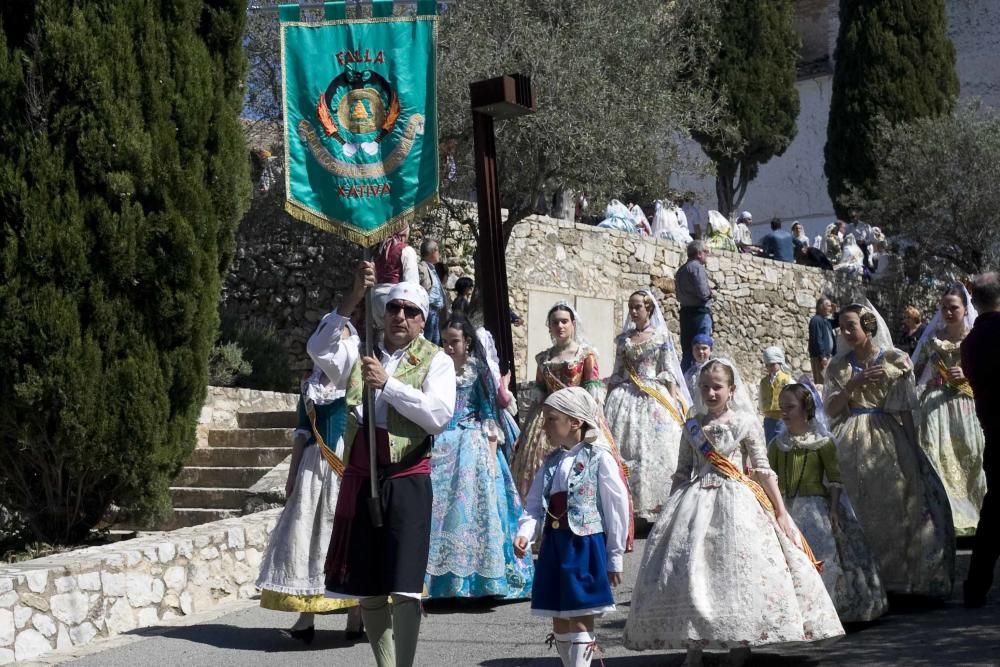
[546,508,566,529]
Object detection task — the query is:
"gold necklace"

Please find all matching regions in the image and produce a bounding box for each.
[545,506,567,529]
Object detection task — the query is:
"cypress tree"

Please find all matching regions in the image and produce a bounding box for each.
[0,0,250,543]
[825,0,959,213]
[690,0,800,217]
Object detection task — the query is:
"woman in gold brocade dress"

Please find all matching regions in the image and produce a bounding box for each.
[912,284,985,536]
[824,302,954,599]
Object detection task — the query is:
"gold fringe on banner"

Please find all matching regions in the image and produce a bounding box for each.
[284,192,440,248]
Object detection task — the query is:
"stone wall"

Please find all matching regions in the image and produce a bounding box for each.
[504,217,861,402]
[0,510,281,664]
[223,208,859,401]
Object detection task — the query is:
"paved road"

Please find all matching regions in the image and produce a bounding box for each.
[63,542,1000,667]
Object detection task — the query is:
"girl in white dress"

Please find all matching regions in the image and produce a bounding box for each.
[624,359,843,666]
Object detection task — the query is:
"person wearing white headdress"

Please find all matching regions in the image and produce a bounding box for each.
[767,380,888,623]
[596,199,638,233]
[759,346,794,445]
[312,263,456,667]
[624,358,843,665]
[733,210,754,248]
[604,289,690,523]
[833,234,864,278]
[628,202,652,236]
[256,322,362,644]
[372,225,419,319]
[823,301,955,598]
[651,201,693,245]
[514,387,631,667]
[911,283,985,535]
[705,210,739,253]
[821,223,842,261]
[510,301,606,498]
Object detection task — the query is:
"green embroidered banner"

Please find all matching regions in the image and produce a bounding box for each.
[280,6,438,246]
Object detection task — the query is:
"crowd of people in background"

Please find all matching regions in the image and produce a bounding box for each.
[249,218,997,667]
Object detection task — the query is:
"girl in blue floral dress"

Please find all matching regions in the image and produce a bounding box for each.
[425,316,534,599]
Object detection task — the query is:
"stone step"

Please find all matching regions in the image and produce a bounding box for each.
[169,487,251,510]
[189,447,292,468]
[207,428,293,449]
[158,508,242,530]
[173,466,272,488]
[237,410,299,429]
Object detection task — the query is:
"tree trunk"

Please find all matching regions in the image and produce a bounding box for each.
[715,159,737,217]
[551,188,575,222]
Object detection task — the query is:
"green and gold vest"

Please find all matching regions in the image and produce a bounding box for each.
[343,335,440,464]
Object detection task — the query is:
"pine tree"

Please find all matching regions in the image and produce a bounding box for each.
[690,0,800,216]
[0,0,250,543]
[825,0,959,214]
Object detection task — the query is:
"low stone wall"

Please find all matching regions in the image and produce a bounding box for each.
[0,510,280,664]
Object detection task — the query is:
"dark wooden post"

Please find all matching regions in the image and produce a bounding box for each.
[469,74,535,394]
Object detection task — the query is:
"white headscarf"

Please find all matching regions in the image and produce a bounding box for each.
[838,233,863,266]
[547,300,588,345]
[620,289,692,408]
[762,346,786,366]
[911,283,979,387]
[543,386,613,451]
[597,199,637,232]
[833,300,895,362]
[386,281,430,318]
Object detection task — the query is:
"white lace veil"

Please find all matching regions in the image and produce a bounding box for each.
[834,299,894,361]
[691,357,758,420]
[620,289,692,408]
[707,210,731,237]
[547,300,588,346]
[911,283,979,386]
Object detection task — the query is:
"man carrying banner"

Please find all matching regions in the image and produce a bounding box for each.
[313,261,455,667]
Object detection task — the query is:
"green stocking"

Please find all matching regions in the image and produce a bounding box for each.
[391,597,422,667]
[360,596,394,667]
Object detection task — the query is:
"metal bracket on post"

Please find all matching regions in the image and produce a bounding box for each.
[362,247,383,528]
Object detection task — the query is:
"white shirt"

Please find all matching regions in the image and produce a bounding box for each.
[734,222,753,245]
[305,310,456,436]
[400,246,419,284]
[516,443,630,572]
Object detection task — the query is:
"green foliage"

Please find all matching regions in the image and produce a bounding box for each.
[208,341,253,386]
[825,0,959,214]
[847,102,1000,277]
[219,314,294,392]
[690,0,799,216]
[0,0,251,543]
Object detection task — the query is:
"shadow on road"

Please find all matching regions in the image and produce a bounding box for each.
[126,623,366,653]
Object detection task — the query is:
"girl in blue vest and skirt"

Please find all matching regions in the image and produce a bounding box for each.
[514,387,631,667]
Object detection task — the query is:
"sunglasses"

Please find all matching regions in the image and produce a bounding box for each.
[386,301,423,319]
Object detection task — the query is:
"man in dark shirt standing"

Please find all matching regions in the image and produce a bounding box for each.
[808,297,836,384]
[962,272,1000,608]
[675,240,713,371]
[760,217,795,263]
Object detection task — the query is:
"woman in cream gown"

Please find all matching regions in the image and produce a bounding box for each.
[604,289,689,523]
[824,302,954,599]
[912,283,985,535]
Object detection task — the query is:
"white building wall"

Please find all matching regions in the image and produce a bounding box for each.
[673,0,1000,243]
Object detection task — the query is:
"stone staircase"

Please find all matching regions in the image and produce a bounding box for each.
[162,409,298,529]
